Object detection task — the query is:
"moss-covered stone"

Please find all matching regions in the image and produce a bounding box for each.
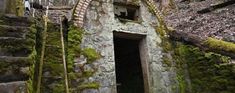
[67,24,101,92]
[174,42,235,93]
[204,37,235,53]
[26,24,37,93]
[82,48,100,63]
[67,25,84,72]
[77,82,100,90]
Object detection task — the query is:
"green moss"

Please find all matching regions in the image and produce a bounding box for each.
[145,1,235,93]
[162,55,172,67]
[174,43,235,93]
[176,75,186,93]
[25,24,37,93]
[82,70,95,77]
[52,83,65,93]
[68,72,83,80]
[204,38,235,53]
[146,0,175,70]
[129,0,140,5]
[77,82,100,90]
[16,0,24,16]
[33,22,101,92]
[82,48,100,63]
[67,24,101,92]
[67,25,84,72]
[45,63,64,76]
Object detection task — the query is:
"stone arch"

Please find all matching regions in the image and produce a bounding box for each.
[73,0,92,27]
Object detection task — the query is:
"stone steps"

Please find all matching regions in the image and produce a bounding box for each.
[0,25,29,38]
[0,15,32,27]
[0,14,34,92]
[0,72,29,83]
[0,81,27,93]
[0,56,30,65]
[0,47,31,57]
[0,26,32,57]
[0,37,24,46]
[0,37,34,48]
[0,56,30,83]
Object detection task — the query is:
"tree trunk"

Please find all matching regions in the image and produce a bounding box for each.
[169,30,235,59]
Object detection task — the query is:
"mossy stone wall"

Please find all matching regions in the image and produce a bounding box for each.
[174,42,235,93]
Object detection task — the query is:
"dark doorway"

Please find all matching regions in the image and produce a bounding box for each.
[114,36,145,93]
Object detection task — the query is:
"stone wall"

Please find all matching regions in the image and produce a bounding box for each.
[75,0,178,93]
[47,7,72,23]
[0,0,6,14]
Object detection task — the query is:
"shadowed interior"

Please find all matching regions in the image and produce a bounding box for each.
[114,36,144,93]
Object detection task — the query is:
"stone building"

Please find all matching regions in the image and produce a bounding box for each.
[70,0,177,92]
[1,0,234,93]
[19,0,177,92]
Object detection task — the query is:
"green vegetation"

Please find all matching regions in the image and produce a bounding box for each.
[128,0,140,6]
[145,2,235,93]
[204,37,235,53]
[16,0,24,16]
[52,83,65,93]
[30,21,100,93]
[77,82,100,90]
[174,43,235,93]
[82,48,100,63]
[24,24,37,93]
[67,25,84,72]
[67,24,100,92]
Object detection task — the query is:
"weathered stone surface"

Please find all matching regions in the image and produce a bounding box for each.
[82,89,99,93]
[0,81,27,93]
[0,15,35,92]
[47,9,72,23]
[0,0,6,14]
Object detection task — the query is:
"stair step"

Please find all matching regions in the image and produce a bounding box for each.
[0,56,30,83]
[0,56,30,64]
[0,37,34,48]
[0,25,29,38]
[0,73,29,83]
[0,47,31,57]
[0,37,23,46]
[0,81,27,93]
[0,14,32,27]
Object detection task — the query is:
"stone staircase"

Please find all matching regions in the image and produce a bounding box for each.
[0,15,35,93]
[73,0,92,27]
[39,23,65,93]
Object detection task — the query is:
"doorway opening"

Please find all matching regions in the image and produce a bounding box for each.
[113,32,147,93]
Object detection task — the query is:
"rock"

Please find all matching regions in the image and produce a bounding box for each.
[0,81,27,93]
[82,89,99,93]
[20,67,29,75]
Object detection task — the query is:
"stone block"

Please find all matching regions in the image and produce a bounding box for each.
[0,81,27,93]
